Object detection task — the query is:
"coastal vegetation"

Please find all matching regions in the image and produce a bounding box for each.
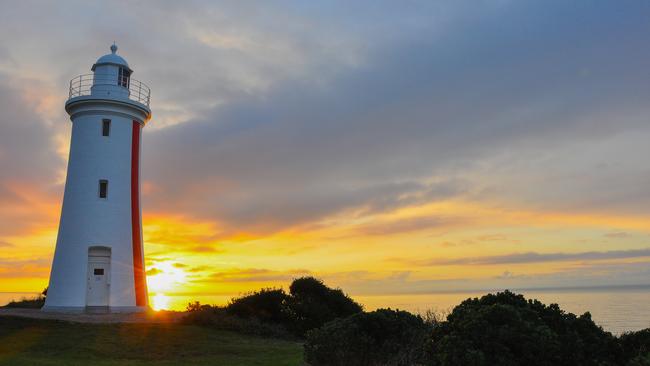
[185,277,650,366]
[183,276,362,337]
[304,308,430,365]
[2,278,649,365]
[2,288,47,309]
[424,291,624,366]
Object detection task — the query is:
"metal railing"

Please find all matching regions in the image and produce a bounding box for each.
[68,74,151,107]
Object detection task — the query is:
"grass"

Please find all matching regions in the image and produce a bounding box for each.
[0,316,303,366]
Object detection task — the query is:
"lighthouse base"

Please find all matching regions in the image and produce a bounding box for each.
[41,305,149,314]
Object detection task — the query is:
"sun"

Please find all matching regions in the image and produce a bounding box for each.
[146,261,188,310]
[147,261,188,293]
[151,293,170,311]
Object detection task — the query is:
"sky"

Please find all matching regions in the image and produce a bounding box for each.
[1,1,650,310]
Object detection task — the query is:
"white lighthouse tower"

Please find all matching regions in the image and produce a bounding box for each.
[43,44,151,313]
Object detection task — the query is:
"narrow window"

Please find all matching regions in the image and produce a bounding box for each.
[118,67,130,88]
[102,119,111,137]
[94,268,104,275]
[99,180,108,199]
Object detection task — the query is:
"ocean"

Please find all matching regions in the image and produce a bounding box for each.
[3,286,649,334]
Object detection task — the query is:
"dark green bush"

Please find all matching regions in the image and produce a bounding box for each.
[182,284,649,365]
[183,278,361,337]
[2,288,47,309]
[425,291,621,366]
[304,308,431,366]
[186,300,212,312]
[285,276,363,335]
[621,329,650,365]
[628,354,650,366]
[226,288,291,325]
[3,295,45,309]
[182,304,292,338]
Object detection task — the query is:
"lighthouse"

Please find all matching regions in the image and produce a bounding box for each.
[43,44,151,313]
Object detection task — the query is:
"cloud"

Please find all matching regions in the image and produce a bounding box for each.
[318,270,473,296]
[414,248,650,266]
[490,261,650,291]
[436,234,521,248]
[0,73,64,236]
[354,215,464,236]
[477,235,508,242]
[146,268,162,276]
[321,261,650,296]
[140,1,650,237]
[190,245,223,253]
[201,268,311,284]
[2,1,650,295]
[0,257,51,279]
[186,265,212,274]
[4,1,650,239]
[496,271,516,279]
[604,232,629,239]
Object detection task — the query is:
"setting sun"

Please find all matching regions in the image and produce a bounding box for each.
[151,293,170,311]
[146,261,189,310]
[146,261,188,294]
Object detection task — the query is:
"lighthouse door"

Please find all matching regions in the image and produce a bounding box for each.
[86,247,111,307]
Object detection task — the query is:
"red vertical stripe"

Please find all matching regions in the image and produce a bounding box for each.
[131,121,147,306]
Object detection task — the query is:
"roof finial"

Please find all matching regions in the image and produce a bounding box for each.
[110,42,117,54]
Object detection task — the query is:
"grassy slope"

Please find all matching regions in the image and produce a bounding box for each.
[0,316,303,366]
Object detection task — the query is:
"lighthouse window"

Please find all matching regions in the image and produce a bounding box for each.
[99,180,108,199]
[118,67,130,88]
[94,268,104,275]
[102,119,111,136]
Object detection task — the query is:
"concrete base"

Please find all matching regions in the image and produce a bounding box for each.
[41,305,148,314]
[1,308,182,324]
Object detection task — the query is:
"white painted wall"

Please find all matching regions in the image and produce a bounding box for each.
[45,112,135,309]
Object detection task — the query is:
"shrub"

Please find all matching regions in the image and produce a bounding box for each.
[621,329,650,365]
[186,301,212,312]
[628,354,650,366]
[2,288,47,309]
[421,308,450,327]
[181,285,649,365]
[226,288,291,325]
[182,303,292,338]
[182,278,362,337]
[285,276,363,335]
[425,291,621,366]
[304,308,431,366]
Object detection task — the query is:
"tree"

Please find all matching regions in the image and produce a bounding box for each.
[305,308,430,366]
[620,329,650,366]
[285,276,363,335]
[426,291,621,366]
[226,288,291,324]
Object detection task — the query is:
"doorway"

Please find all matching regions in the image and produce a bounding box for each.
[86,246,111,308]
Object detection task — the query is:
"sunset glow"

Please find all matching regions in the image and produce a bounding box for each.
[146,261,188,294]
[2,2,650,312]
[151,293,170,311]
